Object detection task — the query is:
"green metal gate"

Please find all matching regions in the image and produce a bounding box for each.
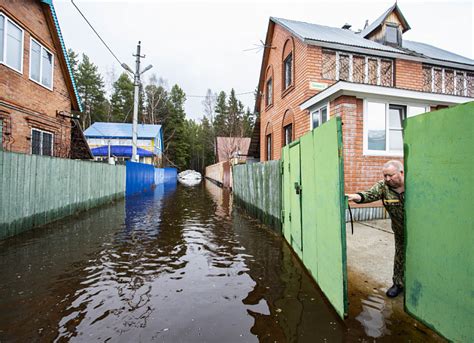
[282,117,347,318]
[404,102,473,342]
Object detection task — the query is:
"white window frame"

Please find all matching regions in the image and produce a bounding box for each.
[363,99,430,157]
[0,12,24,74]
[310,103,330,130]
[31,128,54,156]
[29,37,54,90]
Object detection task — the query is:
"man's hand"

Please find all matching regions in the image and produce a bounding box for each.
[346,194,361,202]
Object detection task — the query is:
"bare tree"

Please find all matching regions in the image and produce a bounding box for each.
[202,88,216,124]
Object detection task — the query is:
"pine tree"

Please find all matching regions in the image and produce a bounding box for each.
[110,72,134,123]
[213,91,227,137]
[242,107,255,137]
[75,54,107,128]
[227,88,244,137]
[200,116,215,166]
[164,85,189,170]
[67,48,79,80]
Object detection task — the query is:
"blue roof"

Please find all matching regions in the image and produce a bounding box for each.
[40,0,83,112]
[84,122,162,139]
[91,145,154,157]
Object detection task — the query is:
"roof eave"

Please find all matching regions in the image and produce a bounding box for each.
[300,81,473,111]
[255,19,276,113]
[40,0,83,112]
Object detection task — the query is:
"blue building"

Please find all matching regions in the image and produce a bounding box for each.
[84,122,164,165]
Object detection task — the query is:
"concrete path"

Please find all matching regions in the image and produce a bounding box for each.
[345,220,446,341]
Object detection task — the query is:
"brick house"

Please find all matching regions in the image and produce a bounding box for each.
[249,3,473,217]
[0,0,91,159]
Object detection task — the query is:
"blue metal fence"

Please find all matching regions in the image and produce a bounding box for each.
[125,161,155,196]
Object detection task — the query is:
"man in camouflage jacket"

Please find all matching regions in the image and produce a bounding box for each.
[347,160,405,298]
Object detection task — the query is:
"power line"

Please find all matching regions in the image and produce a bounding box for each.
[186,91,255,98]
[70,0,123,66]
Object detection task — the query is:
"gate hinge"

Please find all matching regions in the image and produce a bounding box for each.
[281,210,285,222]
[289,212,292,222]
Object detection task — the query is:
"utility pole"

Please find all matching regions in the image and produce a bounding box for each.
[122,42,152,163]
[131,41,143,163]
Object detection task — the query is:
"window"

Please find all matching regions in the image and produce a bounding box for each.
[283,124,292,146]
[364,101,428,155]
[30,38,53,89]
[266,134,272,160]
[422,65,473,97]
[0,13,24,73]
[311,105,328,130]
[388,106,404,151]
[322,50,393,87]
[266,78,273,107]
[385,25,399,45]
[32,129,53,156]
[283,53,292,89]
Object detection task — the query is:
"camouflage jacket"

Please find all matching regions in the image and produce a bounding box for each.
[356,180,404,228]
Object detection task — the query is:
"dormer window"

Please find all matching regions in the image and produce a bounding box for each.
[385,24,400,46]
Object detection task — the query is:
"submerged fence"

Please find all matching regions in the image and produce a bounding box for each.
[0,151,125,239]
[232,160,281,232]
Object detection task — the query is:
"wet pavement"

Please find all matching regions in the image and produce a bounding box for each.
[0,180,442,342]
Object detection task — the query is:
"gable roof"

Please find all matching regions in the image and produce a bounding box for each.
[84,122,162,139]
[39,0,82,112]
[271,16,474,67]
[272,17,403,54]
[359,2,411,38]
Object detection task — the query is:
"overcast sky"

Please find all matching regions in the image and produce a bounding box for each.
[54,0,473,121]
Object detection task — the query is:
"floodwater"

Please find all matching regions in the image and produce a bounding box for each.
[0,180,433,342]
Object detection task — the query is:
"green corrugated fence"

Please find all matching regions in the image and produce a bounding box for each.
[404,102,474,342]
[232,161,282,232]
[0,151,126,239]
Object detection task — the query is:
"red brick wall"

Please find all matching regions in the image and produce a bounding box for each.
[0,1,73,157]
[333,95,403,208]
[258,23,429,162]
[259,24,337,160]
[395,59,424,91]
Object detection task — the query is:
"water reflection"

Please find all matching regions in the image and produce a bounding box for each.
[1,180,347,342]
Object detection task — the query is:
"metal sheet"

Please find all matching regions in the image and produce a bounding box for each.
[281,117,347,318]
[404,102,474,342]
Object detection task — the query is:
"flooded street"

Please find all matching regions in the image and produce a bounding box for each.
[0,181,345,342]
[0,180,432,342]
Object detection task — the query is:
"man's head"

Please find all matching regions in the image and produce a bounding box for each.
[383,160,404,188]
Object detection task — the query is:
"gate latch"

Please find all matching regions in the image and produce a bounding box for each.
[294,182,302,195]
